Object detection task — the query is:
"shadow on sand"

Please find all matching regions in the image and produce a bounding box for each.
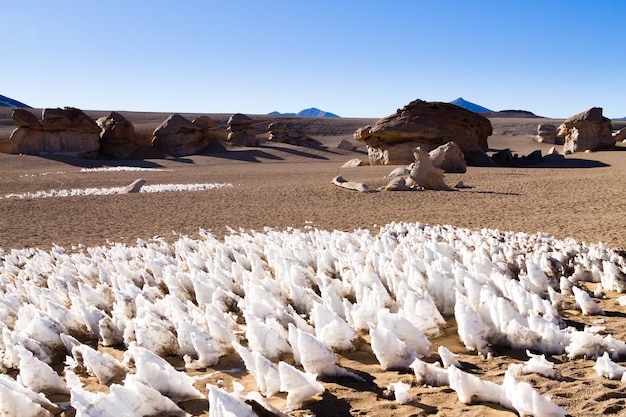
[514,158,609,169]
[40,153,169,169]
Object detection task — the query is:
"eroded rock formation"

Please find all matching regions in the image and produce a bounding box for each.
[7,107,101,156]
[536,124,558,144]
[97,112,136,159]
[227,113,257,146]
[558,107,614,153]
[151,114,214,157]
[354,99,493,166]
[407,147,452,190]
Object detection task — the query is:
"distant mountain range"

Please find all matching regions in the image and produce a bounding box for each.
[0,94,31,108]
[449,97,493,113]
[450,97,540,118]
[269,107,340,118]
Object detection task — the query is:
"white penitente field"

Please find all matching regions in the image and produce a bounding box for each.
[1,222,626,416]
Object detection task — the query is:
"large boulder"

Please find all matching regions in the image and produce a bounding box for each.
[557,107,614,153]
[151,114,213,157]
[429,141,467,173]
[6,107,101,156]
[97,111,136,159]
[227,113,258,146]
[354,99,493,166]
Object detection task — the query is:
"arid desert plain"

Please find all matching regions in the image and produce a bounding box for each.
[1,107,626,416]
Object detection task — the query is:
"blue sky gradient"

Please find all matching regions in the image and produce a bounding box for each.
[3,1,624,118]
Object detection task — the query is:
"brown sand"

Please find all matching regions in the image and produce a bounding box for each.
[1,112,626,416]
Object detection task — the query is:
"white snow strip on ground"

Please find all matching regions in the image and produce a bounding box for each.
[2,183,233,199]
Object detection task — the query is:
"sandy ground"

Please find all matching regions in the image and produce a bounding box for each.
[1,133,625,252]
[1,114,626,416]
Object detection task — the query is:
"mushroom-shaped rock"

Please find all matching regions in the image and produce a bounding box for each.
[151,114,212,157]
[407,147,452,190]
[557,107,614,153]
[354,99,492,166]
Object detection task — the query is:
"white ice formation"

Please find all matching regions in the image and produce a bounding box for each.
[1,221,626,414]
[2,182,233,199]
[207,384,256,417]
[594,351,626,381]
[387,381,413,404]
[278,361,325,410]
[508,350,559,380]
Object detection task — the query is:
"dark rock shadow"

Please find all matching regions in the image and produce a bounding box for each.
[516,158,610,169]
[303,390,353,417]
[464,190,523,196]
[603,310,626,319]
[488,148,611,169]
[320,369,379,394]
[169,157,195,164]
[261,144,331,160]
[200,148,285,163]
[39,153,168,169]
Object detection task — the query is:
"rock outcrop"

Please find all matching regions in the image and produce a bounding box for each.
[354,99,493,166]
[97,112,136,159]
[429,141,467,173]
[151,114,214,157]
[536,124,558,144]
[406,147,452,190]
[557,107,614,153]
[227,113,257,146]
[6,107,101,156]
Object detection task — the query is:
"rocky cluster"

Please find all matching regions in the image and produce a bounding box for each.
[267,122,317,146]
[1,107,223,158]
[8,107,101,156]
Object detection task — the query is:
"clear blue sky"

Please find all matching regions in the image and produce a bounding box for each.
[3,1,624,118]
